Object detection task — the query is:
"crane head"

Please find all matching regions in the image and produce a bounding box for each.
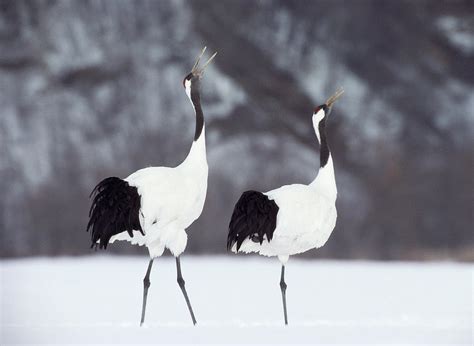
[313,87,344,121]
[182,46,217,89]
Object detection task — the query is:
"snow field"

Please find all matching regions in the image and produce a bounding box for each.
[1,256,472,344]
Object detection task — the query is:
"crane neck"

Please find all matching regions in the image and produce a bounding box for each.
[184,126,207,167]
[317,117,330,168]
[190,85,204,141]
[310,114,336,195]
[182,80,207,168]
[313,114,332,169]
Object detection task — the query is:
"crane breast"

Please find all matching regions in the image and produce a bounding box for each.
[269,184,337,249]
[127,165,208,232]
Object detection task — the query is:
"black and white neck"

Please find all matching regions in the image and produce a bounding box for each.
[310,105,336,194]
[185,78,205,142]
[183,77,207,166]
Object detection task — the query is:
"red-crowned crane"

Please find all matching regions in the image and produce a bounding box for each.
[87,47,217,326]
[227,89,344,325]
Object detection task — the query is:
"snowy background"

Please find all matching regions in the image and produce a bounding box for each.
[1,257,472,344]
[1,0,473,344]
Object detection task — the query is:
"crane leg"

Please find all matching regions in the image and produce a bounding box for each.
[176,256,197,325]
[140,259,154,326]
[280,264,288,325]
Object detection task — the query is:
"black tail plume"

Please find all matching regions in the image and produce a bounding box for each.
[227,190,279,251]
[86,177,143,249]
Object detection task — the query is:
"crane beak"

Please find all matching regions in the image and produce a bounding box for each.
[325,87,344,109]
[191,46,217,78]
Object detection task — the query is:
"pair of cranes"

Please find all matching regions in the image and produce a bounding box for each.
[87,47,343,326]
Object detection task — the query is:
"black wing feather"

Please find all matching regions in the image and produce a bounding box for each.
[86,177,144,249]
[227,190,279,251]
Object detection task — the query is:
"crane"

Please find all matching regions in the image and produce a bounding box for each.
[227,88,344,325]
[87,47,216,326]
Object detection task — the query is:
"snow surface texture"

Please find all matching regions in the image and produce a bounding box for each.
[1,256,472,344]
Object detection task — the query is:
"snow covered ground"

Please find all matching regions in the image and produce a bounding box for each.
[1,256,472,344]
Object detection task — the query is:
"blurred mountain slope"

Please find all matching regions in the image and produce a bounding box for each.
[1,0,472,259]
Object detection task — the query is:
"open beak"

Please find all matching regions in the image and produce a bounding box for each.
[191,46,218,78]
[325,87,344,109]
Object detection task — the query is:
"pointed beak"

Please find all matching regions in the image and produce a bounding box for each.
[191,46,217,78]
[325,87,344,109]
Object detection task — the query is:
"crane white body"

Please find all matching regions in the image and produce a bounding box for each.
[231,108,337,261]
[110,128,208,258]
